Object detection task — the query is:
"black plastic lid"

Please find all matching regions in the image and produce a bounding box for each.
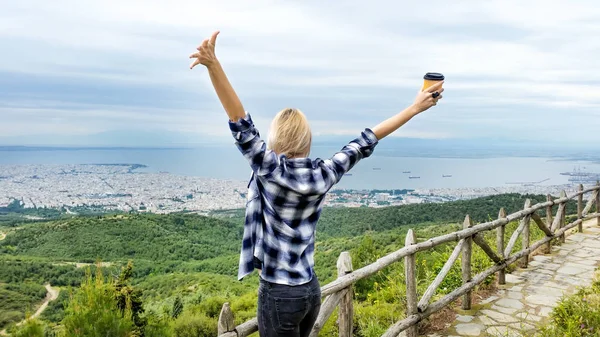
[424,72,445,80]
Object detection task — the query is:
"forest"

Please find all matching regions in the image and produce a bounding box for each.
[0,193,580,336]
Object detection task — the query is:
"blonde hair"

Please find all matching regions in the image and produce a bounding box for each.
[267,108,312,158]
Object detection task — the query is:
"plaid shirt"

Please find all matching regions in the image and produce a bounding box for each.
[230,113,379,285]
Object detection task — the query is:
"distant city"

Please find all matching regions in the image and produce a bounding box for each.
[0,164,596,215]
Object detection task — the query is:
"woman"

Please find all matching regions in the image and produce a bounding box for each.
[189,31,443,337]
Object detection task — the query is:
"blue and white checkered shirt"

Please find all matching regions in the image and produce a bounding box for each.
[230,113,379,285]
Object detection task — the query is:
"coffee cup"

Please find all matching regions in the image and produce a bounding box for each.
[422,72,444,91]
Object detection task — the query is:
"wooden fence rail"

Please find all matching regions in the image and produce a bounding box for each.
[218,183,600,337]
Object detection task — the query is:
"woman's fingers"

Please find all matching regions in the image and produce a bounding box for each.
[209,31,220,45]
[197,38,209,51]
[189,58,201,69]
[424,81,444,93]
[189,52,201,59]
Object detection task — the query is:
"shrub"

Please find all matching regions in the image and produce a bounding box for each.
[12,319,45,337]
[172,311,217,337]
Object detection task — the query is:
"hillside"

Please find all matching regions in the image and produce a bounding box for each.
[0,193,572,336]
[0,214,241,262]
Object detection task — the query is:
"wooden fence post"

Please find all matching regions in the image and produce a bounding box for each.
[218,303,235,335]
[596,181,600,226]
[461,215,473,310]
[578,184,584,232]
[337,252,353,337]
[545,194,553,254]
[405,229,418,337]
[519,199,532,268]
[560,190,567,243]
[496,208,506,285]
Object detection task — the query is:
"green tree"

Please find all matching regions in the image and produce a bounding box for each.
[351,234,380,301]
[172,296,184,319]
[114,261,146,334]
[62,267,135,337]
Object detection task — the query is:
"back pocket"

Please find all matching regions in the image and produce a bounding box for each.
[273,296,309,332]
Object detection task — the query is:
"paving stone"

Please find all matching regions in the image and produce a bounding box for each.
[481,310,518,323]
[581,239,600,248]
[516,312,542,322]
[538,268,555,275]
[455,323,484,336]
[505,274,525,284]
[575,259,598,265]
[527,274,553,283]
[568,233,587,242]
[524,286,547,295]
[491,305,518,315]
[509,322,536,331]
[542,281,569,290]
[486,326,520,337]
[564,262,597,270]
[539,262,562,270]
[572,248,600,259]
[554,274,589,286]
[509,286,523,292]
[539,306,553,317]
[532,255,552,262]
[456,315,474,323]
[525,294,561,306]
[507,291,523,300]
[480,295,499,305]
[529,260,543,267]
[495,298,524,310]
[478,315,496,325]
[556,265,588,275]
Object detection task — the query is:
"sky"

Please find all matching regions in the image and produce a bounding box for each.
[1,0,599,147]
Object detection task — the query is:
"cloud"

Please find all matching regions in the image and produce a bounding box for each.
[1,0,599,145]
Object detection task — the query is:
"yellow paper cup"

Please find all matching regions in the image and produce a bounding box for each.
[422,72,444,91]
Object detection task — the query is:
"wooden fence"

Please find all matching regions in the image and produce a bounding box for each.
[218,183,600,337]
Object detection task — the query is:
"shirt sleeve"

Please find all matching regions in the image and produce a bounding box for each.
[321,128,379,185]
[229,113,279,177]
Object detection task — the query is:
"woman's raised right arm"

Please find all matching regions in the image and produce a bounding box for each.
[189,31,246,122]
[320,81,445,187]
[371,81,444,140]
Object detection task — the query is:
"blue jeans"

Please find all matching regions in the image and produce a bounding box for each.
[257,276,322,337]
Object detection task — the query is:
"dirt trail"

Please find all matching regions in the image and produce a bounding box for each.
[29,284,60,320]
[0,284,60,335]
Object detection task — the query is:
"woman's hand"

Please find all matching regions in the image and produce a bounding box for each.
[189,31,220,69]
[412,81,444,115]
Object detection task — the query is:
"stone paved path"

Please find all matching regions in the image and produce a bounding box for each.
[441,222,600,337]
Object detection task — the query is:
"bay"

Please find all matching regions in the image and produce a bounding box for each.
[0,146,598,190]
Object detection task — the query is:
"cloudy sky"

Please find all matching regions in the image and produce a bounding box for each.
[1,0,599,146]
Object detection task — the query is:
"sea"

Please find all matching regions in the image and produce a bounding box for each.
[1,146,599,190]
